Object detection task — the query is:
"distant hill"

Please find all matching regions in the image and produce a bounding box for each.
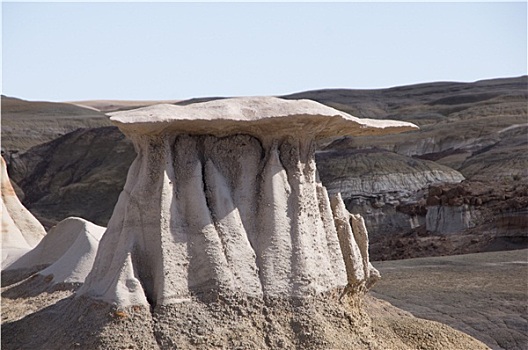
[67,99,182,113]
[1,96,111,153]
[282,76,528,181]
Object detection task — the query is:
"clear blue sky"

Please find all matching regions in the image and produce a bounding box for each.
[2,1,527,102]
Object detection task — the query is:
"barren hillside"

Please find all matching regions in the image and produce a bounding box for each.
[2,76,527,259]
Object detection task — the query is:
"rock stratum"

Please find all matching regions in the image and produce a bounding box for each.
[1,96,111,153]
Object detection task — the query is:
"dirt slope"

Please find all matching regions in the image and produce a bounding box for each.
[1,96,112,153]
[1,278,489,350]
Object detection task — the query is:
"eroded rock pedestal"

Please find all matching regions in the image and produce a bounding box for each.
[79,97,415,307]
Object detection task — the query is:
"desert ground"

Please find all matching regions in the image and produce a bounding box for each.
[2,250,524,349]
[372,249,528,350]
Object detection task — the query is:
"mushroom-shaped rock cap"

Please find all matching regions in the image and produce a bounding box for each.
[109,97,418,138]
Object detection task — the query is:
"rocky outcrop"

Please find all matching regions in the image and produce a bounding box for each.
[79,97,416,307]
[5,77,526,262]
[3,217,105,287]
[331,193,380,293]
[317,148,465,238]
[317,149,464,196]
[426,205,480,234]
[1,157,46,268]
[425,181,528,235]
[0,97,495,350]
[371,180,528,260]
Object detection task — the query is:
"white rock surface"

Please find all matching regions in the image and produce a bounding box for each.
[108,97,417,139]
[325,170,465,197]
[330,193,380,293]
[79,97,417,307]
[1,157,46,269]
[38,217,105,284]
[6,217,105,285]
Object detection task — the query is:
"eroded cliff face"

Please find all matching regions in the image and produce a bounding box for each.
[425,205,480,234]
[371,180,528,260]
[317,149,465,239]
[425,181,528,236]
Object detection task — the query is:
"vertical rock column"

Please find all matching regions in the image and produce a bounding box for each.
[1,156,47,268]
[79,97,417,307]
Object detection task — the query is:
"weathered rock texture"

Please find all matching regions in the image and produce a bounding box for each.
[424,181,528,237]
[371,180,528,260]
[79,97,417,307]
[6,126,135,229]
[426,205,480,234]
[1,157,46,268]
[330,193,380,293]
[317,148,465,238]
[1,97,493,350]
[2,217,105,288]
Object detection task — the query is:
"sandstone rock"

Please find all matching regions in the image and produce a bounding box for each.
[4,217,105,286]
[316,148,465,239]
[1,157,46,268]
[6,77,526,264]
[330,193,380,294]
[79,97,417,307]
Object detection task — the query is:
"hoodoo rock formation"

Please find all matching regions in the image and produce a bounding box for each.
[79,97,417,307]
[1,157,46,268]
